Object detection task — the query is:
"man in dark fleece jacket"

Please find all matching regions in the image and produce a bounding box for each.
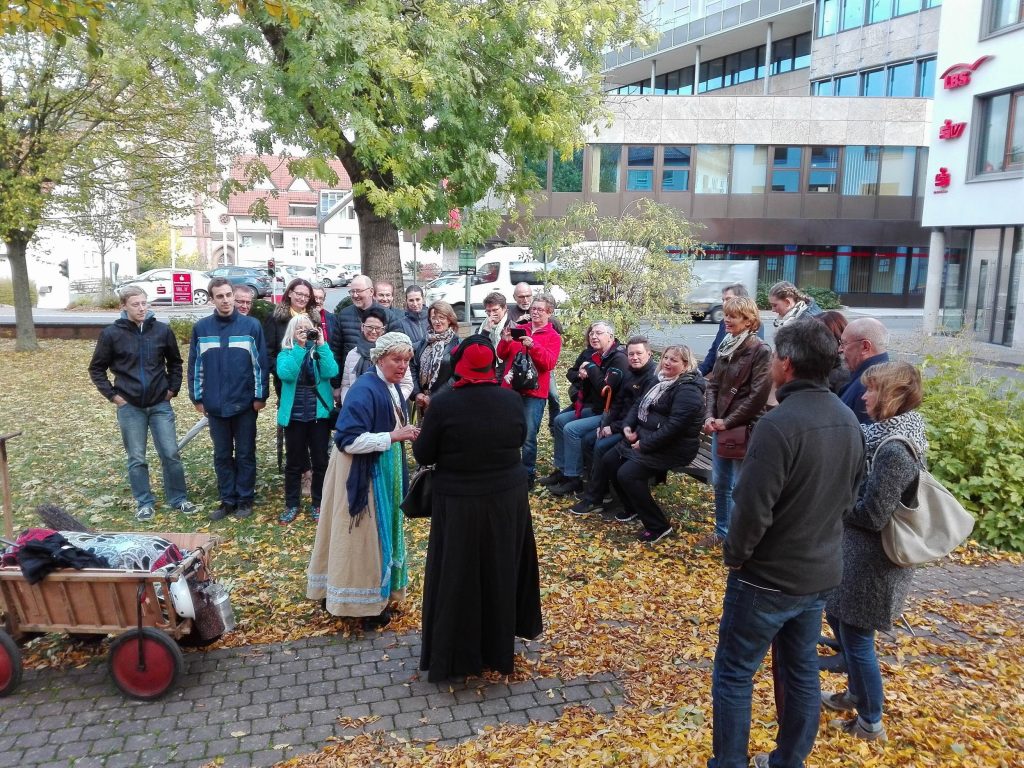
[709,319,864,768]
[188,278,269,522]
[89,286,196,522]
[328,274,401,401]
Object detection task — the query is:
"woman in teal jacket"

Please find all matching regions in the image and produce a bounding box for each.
[277,314,339,524]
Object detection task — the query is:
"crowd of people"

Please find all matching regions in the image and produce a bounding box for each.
[87,274,927,765]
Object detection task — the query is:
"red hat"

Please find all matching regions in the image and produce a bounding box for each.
[452,336,497,385]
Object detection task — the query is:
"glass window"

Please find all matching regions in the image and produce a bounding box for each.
[814,80,834,96]
[738,48,759,83]
[841,0,865,30]
[868,0,892,24]
[894,0,919,14]
[878,146,916,196]
[863,69,885,97]
[524,152,548,188]
[678,67,695,95]
[918,58,936,98]
[552,149,583,192]
[695,145,730,194]
[836,74,859,96]
[809,146,840,192]
[887,61,915,97]
[819,0,839,35]
[771,146,802,192]
[591,144,621,193]
[626,146,655,191]
[662,146,691,191]
[989,0,1023,32]
[976,90,1024,173]
[699,58,725,93]
[843,146,880,195]
[730,146,768,193]
[794,33,811,70]
[772,37,794,75]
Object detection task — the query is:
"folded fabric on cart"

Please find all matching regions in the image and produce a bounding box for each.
[2,528,183,573]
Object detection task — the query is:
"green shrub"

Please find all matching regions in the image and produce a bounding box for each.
[169,316,195,345]
[918,347,1024,552]
[248,298,275,323]
[0,278,38,306]
[756,281,841,311]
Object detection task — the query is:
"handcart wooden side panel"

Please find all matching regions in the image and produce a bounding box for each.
[0,532,220,700]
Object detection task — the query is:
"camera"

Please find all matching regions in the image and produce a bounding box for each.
[306,329,320,342]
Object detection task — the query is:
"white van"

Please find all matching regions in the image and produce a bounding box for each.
[424,247,561,322]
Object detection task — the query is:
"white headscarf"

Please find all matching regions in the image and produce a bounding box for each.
[369,332,412,362]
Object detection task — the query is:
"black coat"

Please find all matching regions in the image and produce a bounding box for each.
[622,372,706,471]
[412,334,460,398]
[328,301,401,387]
[88,314,183,407]
[566,342,629,414]
[602,359,657,433]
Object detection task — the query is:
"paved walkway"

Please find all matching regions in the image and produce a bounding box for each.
[1,560,1021,768]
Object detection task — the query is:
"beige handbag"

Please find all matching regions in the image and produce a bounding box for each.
[874,435,974,567]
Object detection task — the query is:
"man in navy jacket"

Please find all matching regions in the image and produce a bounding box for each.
[838,317,890,424]
[188,277,269,521]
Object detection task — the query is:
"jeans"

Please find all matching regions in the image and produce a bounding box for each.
[207,409,259,505]
[521,395,547,479]
[551,408,598,478]
[284,418,331,508]
[709,572,826,768]
[712,432,743,539]
[116,401,188,509]
[826,612,883,726]
[547,374,560,430]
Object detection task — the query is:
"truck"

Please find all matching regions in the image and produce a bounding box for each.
[683,260,759,324]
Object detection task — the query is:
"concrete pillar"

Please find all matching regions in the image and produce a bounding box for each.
[923,228,946,335]
[764,22,773,95]
[694,46,701,95]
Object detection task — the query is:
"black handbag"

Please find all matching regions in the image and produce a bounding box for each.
[400,465,434,518]
[510,350,539,392]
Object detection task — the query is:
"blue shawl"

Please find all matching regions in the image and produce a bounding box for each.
[334,370,407,518]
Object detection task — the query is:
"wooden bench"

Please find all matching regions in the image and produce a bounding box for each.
[676,432,713,485]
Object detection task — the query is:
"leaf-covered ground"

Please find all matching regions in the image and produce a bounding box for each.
[2,339,1023,767]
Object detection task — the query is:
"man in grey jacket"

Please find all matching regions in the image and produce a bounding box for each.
[708,319,865,768]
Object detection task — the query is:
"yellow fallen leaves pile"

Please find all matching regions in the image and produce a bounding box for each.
[3,340,1023,766]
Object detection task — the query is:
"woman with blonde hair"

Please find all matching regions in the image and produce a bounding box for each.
[701,296,773,547]
[822,361,927,742]
[307,332,419,630]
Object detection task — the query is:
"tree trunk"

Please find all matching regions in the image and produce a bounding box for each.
[4,234,40,352]
[353,194,403,289]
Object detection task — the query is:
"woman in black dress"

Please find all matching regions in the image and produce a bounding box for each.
[412,335,543,682]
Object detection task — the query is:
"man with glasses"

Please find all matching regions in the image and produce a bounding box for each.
[339,307,413,402]
[89,286,198,521]
[497,294,562,488]
[233,284,256,316]
[328,274,400,404]
[311,285,339,346]
[838,317,889,424]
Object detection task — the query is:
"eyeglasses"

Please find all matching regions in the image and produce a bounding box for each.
[349,287,371,297]
[838,337,867,349]
[529,306,550,314]
[514,294,532,300]
[362,324,385,334]
[235,299,252,306]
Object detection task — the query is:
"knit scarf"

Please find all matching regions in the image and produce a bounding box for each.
[861,409,928,466]
[774,300,809,328]
[419,328,455,389]
[638,370,680,422]
[716,329,751,362]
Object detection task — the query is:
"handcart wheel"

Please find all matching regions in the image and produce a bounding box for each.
[107,628,183,700]
[0,629,23,697]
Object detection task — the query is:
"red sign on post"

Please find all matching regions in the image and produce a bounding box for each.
[172,272,193,304]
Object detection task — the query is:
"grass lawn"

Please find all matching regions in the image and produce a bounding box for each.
[2,338,1023,766]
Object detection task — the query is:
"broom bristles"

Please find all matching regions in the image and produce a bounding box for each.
[36,503,93,533]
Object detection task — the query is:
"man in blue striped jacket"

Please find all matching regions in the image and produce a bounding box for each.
[187,277,269,521]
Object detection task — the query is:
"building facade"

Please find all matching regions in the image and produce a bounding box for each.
[524,0,957,308]
[921,0,1023,349]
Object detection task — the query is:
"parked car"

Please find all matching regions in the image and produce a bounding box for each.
[116,268,211,305]
[207,266,274,298]
[315,263,358,288]
[275,264,324,288]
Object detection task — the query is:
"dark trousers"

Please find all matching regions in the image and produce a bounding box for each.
[207,410,258,505]
[594,448,668,534]
[284,418,331,508]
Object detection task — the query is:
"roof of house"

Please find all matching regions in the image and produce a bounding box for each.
[226,155,352,229]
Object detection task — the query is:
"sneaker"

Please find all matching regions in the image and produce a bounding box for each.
[830,716,887,742]
[135,505,155,522]
[614,511,638,523]
[209,502,235,521]
[538,470,566,487]
[752,754,770,768]
[637,526,673,544]
[279,507,300,525]
[602,494,614,505]
[175,501,199,515]
[695,533,724,549]
[599,506,623,521]
[550,477,583,497]
[569,500,602,516]
[362,608,392,631]
[310,505,321,523]
[821,689,858,712]
[234,502,254,520]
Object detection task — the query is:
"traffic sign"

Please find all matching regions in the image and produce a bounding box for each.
[458,246,476,276]
[172,272,192,304]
